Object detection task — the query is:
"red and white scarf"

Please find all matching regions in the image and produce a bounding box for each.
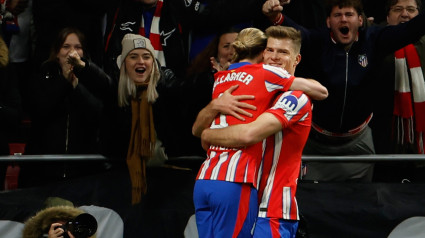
[139,0,166,67]
[393,44,425,154]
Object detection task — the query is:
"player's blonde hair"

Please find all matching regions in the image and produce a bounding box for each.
[231,28,267,63]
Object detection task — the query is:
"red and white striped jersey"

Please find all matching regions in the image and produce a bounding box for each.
[196,62,295,187]
[257,90,312,220]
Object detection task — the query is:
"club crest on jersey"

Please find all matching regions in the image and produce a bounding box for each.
[358,54,368,68]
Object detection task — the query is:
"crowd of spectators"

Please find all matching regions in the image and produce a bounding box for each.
[1,0,425,191]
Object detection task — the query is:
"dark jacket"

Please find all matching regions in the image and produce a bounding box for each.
[0,66,22,155]
[281,12,425,133]
[27,59,113,154]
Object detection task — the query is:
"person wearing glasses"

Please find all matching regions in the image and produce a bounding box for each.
[387,0,420,16]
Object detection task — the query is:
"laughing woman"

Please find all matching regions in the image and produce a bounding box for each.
[106,34,186,204]
[117,34,160,204]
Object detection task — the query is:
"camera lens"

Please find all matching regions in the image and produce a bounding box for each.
[68,213,98,238]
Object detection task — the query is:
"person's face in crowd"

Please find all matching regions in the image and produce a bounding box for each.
[326,6,363,46]
[263,37,300,75]
[217,32,238,64]
[387,0,419,25]
[125,48,154,84]
[57,33,83,67]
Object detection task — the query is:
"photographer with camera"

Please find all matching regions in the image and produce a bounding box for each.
[22,206,97,238]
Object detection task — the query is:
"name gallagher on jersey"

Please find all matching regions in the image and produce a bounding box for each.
[213,71,254,89]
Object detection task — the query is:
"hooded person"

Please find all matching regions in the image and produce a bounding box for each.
[116,34,160,204]
[22,206,97,238]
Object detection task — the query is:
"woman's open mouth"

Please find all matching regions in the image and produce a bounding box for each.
[135,67,146,74]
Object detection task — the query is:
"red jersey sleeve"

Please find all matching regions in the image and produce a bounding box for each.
[265,90,311,128]
[261,64,295,93]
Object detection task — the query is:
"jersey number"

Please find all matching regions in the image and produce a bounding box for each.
[210,113,228,129]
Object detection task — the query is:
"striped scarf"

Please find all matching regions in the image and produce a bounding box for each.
[393,44,425,154]
[139,0,166,67]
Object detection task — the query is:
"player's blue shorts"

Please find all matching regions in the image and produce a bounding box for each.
[253,217,298,238]
[194,180,258,238]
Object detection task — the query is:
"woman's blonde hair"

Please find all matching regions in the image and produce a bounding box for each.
[117,53,160,107]
[231,27,267,63]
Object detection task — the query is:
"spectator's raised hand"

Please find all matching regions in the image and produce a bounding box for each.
[61,60,72,79]
[262,0,284,21]
[61,59,78,88]
[279,0,291,5]
[210,56,230,72]
[62,49,83,88]
[67,49,85,69]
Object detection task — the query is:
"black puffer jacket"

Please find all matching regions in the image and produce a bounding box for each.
[27,59,113,154]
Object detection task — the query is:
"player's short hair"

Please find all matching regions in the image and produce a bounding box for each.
[231,28,267,63]
[265,26,302,55]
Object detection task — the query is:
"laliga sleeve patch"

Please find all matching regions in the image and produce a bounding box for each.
[273,94,298,112]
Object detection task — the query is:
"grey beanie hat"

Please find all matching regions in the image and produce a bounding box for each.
[117,34,155,68]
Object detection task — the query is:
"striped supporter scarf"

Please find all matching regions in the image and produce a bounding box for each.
[393,44,425,154]
[139,0,166,67]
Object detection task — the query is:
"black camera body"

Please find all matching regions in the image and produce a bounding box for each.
[55,213,97,238]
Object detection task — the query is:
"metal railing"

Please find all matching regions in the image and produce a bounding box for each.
[0,154,108,162]
[301,154,425,162]
[1,154,425,162]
